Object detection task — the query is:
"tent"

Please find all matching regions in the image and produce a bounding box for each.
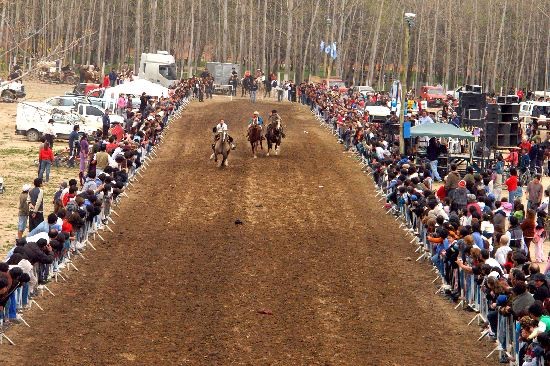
[103,79,170,110]
[409,123,474,141]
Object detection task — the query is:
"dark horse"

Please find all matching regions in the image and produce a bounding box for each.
[265,121,285,156]
[247,124,263,158]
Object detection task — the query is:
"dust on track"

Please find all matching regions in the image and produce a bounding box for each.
[0,99,493,365]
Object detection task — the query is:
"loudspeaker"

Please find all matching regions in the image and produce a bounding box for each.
[467,109,483,120]
[484,102,520,148]
[465,84,483,93]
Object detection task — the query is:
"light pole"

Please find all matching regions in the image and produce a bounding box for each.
[399,12,416,155]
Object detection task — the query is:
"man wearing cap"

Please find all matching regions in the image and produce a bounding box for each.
[248,111,264,130]
[17,184,31,239]
[44,118,56,149]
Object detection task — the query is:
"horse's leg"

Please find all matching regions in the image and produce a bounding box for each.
[224,151,229,166]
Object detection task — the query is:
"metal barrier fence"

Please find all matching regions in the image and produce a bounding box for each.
[0,97,192,345]
[307,104,541,365]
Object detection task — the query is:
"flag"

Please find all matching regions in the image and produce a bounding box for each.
[330,42,337,60]
[320,41,325,52]
[325,45,331,54]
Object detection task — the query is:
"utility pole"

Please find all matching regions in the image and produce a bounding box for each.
[399,13,416,155]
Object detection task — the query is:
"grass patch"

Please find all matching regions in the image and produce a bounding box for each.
[0,147,34,156]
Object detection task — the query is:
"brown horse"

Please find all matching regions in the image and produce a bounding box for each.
[247,124,263,158]
[265,121,285,156]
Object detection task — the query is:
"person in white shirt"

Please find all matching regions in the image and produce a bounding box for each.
[43,119,57,148]
[210,119,234,159]
[418,110,434,125]
[494,236,512,267]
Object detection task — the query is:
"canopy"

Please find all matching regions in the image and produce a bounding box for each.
[409,123,474,141]
[105,79,169,98]
[102,79,170,110]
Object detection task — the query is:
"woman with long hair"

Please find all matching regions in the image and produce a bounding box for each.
[521,209,537,261]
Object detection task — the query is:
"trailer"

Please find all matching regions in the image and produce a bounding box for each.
[206,62,240,95]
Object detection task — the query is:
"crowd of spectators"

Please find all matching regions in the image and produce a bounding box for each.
[0,78,194,333]
[302,82,550,364]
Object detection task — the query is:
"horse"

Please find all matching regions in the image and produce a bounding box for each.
[247,124,263,158]
[265,120,285,156]
[213,131,231,167]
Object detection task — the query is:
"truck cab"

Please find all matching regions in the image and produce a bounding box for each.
[138,51,178,87]
[420,85,447,107]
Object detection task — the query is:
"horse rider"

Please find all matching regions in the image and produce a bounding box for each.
[268,109,281,128]
[247,111,264,135]
[210,119,235,159]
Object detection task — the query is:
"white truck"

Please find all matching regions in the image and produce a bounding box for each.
[16,102,95,141]
[138,51,178,87]
[15,102,124,141]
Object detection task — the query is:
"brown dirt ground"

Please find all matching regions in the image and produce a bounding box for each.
[0,99,495,365]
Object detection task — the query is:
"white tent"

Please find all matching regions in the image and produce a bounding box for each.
[103,79,170,110]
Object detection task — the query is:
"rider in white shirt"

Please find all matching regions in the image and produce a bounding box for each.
[210,119,235,159]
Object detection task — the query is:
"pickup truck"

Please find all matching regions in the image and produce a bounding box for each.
[16,102,124,141]
[75,103,125,130]
[420,85,447,107]
[15,102,97,141]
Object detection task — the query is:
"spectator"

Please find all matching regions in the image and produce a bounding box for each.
[79,134,89,176]
[17,184,31,239]
[43,118,56,149]
[27,178,44,231]
[102,109,111,138]
[526,174,543,210]
[505,167,519,203]
[68,125,80,168]
[38,141,54,183]
[522,209,536,260]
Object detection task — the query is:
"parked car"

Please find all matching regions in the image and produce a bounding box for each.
[353,85,376,97]
[420,85,447,107]
[325,78,348,93]
[43,95,81,112]
[75,103,124,130]
[363,105,391,122]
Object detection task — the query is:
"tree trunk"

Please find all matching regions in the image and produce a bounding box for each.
[367,0,384,86]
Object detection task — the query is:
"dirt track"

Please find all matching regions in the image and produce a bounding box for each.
[0,99,492,365]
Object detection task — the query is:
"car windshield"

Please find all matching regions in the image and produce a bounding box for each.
[328,80,343,87]
[159,64,177,80]
[427,88,444,95]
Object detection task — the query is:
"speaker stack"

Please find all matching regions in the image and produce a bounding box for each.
[457,85,486,128]
[485,98,520,148]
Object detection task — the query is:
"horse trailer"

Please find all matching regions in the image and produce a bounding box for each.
[206,62,240,92]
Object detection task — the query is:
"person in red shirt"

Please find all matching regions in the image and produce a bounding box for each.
[110,121,124,142]
[105,136,118,153]
[519,139,532,153]
[38,141,55,183]
[505,148,519,167]
[62,186,77,207]
[102,74,110,88]
[505,167,519,203]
